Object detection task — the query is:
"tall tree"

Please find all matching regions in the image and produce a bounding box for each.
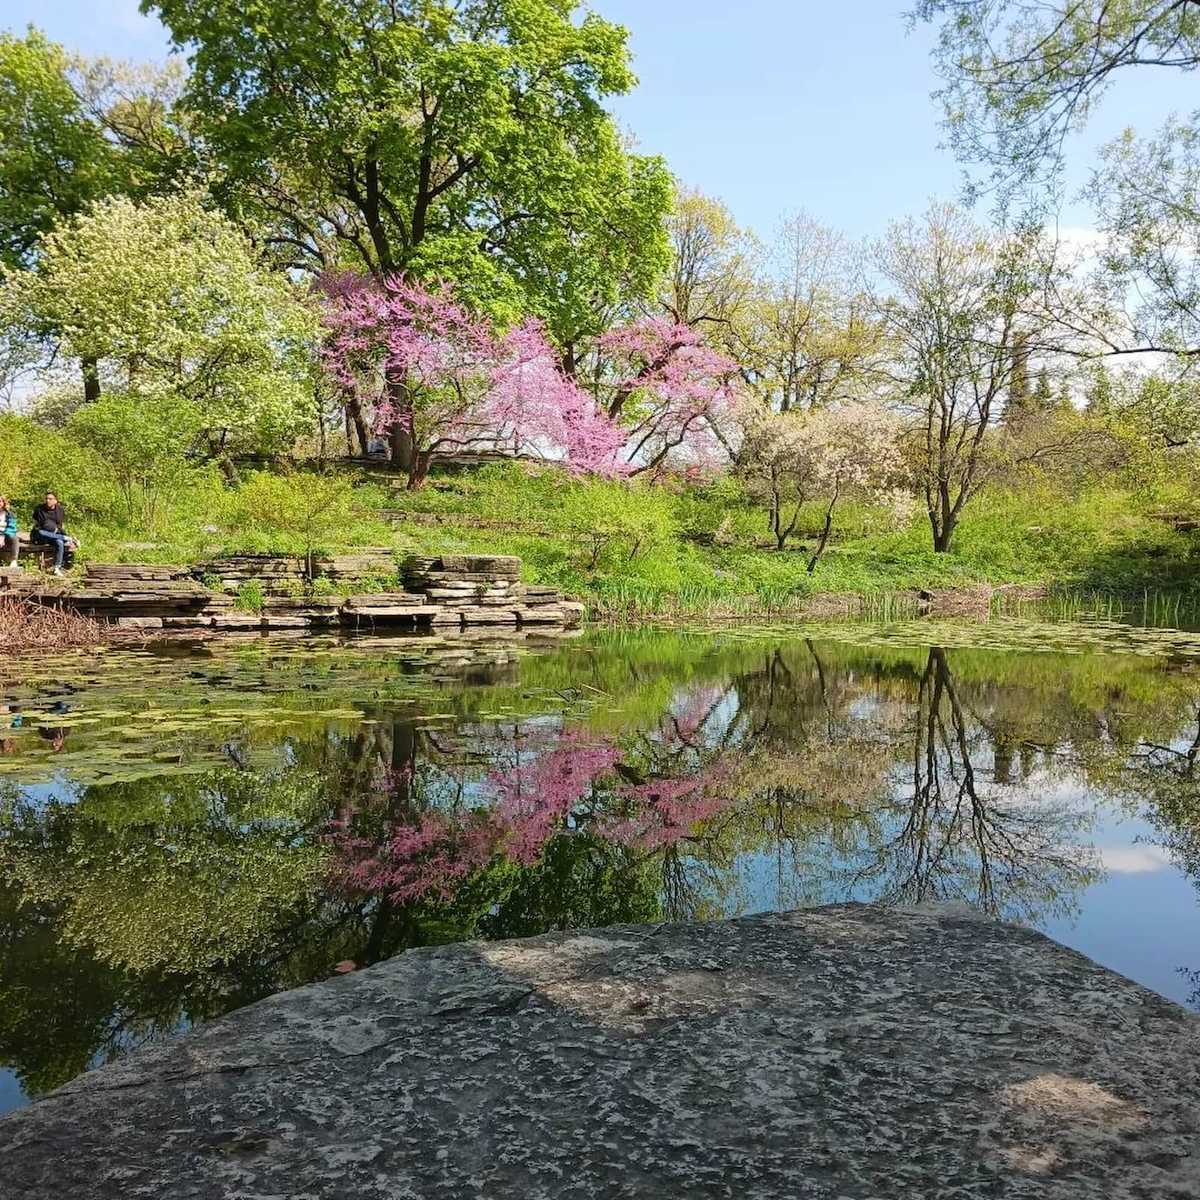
[0,29,117,272]
[875,204,1056,552]
[147,0,672,464]
[914,0,1200,369]
[734,212,884,414]
[3,192,319,463]
[0,30,120,401]
[0,30,197,402]
[660,186,757,330]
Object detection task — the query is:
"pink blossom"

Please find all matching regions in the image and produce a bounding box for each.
[320,275,734,480]
[488,733,624,864]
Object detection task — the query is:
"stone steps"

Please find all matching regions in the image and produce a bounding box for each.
[3,553,585,635]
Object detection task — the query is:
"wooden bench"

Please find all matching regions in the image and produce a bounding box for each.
[11,532,71,571]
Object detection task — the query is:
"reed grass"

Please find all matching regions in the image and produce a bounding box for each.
[0,596,110,652]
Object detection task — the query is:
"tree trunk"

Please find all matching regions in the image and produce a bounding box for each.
[391,421,414,471]
[930,515,956,553]
[928,485,957,553]
[81,355,101,403]
[385,373,414,471]
[806,498,836,573]
[345,393,370,457]
[407,449,432,490]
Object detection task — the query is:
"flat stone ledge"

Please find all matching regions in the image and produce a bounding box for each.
[3,903,1198,1199]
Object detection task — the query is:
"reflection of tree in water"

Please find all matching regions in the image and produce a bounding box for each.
[333,701,739,931]
[1110,695,1200,1007]
[8,629,1200,1100]
[840,648,1100,922]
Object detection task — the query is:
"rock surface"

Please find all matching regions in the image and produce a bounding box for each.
[4,903,1198,1199]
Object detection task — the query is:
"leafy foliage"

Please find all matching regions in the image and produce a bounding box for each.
[146,0,671,345]
[2,191,319,455]
[230,471,360,562]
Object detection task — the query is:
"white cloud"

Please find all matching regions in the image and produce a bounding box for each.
[1098,845,1173,874]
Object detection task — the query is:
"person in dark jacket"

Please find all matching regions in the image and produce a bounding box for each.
[30,492,75,574]
[0,496,18,568]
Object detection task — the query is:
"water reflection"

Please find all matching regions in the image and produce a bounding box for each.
[1,625,1199,1111]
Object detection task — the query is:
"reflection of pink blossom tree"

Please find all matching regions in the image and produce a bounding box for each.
[331,721,737,905]
[488,733,624,864]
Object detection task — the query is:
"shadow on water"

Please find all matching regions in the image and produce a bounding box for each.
[2,621,1200,1111]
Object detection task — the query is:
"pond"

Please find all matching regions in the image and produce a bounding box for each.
[2,619,1199,1115]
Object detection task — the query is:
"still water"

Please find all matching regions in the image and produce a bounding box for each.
[2,620,1199,1115]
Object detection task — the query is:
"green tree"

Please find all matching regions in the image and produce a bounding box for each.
[146,0,672,463]
[0,29,117,272]
[67,392,202,524]
[660,186,758,332]
[0,29,124,401]
[1,191,319,460]
[732,212,884,416]
[874,204,1061,553]
[914,0,1200,195]
[231,470,360,571]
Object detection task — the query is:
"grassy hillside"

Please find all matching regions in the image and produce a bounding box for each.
[43,460,1200,620]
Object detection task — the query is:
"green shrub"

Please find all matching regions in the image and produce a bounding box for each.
[228,471,362,563]
[68,391,203,525]
[552,479,677,571]
[235,580,265,613]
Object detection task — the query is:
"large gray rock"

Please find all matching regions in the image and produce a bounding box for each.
[3,904,1198,1199]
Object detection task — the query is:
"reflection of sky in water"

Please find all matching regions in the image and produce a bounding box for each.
[0,1070,22,1113]
[732,786,1199,1008]
[1042,806,1199,1007]
[5,628,1200,1118]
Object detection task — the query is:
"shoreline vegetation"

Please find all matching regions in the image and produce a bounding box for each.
[5,8,1200,648]
[4,451,1200,644]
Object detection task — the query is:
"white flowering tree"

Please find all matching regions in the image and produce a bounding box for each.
[1,191,319,460]
[737,400,906,565]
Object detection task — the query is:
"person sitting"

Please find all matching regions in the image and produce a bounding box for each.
[0,496,18,570]
[30,491,76,575]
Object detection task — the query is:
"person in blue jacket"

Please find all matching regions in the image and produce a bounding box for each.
[0,496,19,569]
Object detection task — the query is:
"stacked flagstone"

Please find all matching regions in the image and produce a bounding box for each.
[402,555,526,625]
[22,565,228,628]
[398,555,582,627]
[1,553,584,634]
[195,549,402,596]
[192,554,309,597]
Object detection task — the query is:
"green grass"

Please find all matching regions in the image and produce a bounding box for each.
[23,458,1200,620]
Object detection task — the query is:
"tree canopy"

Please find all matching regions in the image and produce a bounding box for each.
[1,191,319,457]
[146,0,672,348]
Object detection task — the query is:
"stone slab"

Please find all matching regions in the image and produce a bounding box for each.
[2,905,1198,1199]
[342,593,427,610]
[209,614,265,630]
[560,600,587,627]
[459,606,520,625]
[512,607,563,624]
[340,607,428,621]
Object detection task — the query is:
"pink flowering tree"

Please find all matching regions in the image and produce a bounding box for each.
[322,274,737,485]
[593,317,739,476]
[489,322,629,477]
[329,711,739,906]
[322,274,505,488]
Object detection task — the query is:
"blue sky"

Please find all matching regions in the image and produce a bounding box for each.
[5,0,1197,239]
